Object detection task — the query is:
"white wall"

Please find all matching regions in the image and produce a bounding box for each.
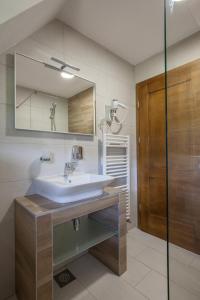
[0,20,135,299]
[0,0,65,55]
[0,0,44,24]
[135,31,200,83]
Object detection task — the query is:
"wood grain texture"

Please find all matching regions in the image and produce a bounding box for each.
[52,195,118,226]
[136,76,167,240]
[15,188,120,218]
[36,215,53,299]
[15,188,127,298]
[15,205,53,300]
[37,281,52,300]
[68,87,94,134]
[89,192,127,275]
[167,60,200,254]
[15,203,36,300]
[137,58,200,254]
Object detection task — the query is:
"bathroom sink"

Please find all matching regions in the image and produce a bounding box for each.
[33,173,114,203]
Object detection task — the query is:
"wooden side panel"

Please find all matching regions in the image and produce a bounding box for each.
[68,87,94,134]
[16,204,53,300]
[118,192,127,275]
[15,203,36,300]
[37,282,53,300]
[89,193,127,275]
[36,215,53,300]
[52,195,118,226]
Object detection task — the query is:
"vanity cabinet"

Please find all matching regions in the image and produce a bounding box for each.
[15,188,127,300]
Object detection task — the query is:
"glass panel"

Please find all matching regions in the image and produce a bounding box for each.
[165,1,200,299]
[53,216,117,268]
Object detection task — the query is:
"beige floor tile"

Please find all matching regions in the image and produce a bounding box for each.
[9,282,95,300]
[54,279,95,300]
[122,256,151,287]
[148,238,167,255]
[67,254,147,300]
[85,272,148,300]
[129,228,167,255]
[136,247,167,276]
[127,236,147,258]
[10,229,200,300]
[169,258,200,297]
[169,282,200,300]
[190,254,200,272]
[128,228,149,241]
[169,243,196,266]
[67,254,109,287]
[135,270,167,300]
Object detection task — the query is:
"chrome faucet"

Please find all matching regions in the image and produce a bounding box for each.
[64,162,76,179]
[64,146,83,179]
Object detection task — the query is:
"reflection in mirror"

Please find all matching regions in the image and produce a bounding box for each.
[15,53,95,135]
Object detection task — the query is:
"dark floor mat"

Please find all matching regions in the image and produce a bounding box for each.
[54,269,76,288]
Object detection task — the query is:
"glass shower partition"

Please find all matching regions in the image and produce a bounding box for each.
[165,0,200,299]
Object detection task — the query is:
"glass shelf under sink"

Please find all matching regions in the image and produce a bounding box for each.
[53,216,117,268]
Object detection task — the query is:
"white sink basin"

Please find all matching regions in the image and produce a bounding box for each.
[33,173,114,203]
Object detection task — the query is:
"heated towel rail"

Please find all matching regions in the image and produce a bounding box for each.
[102,134,130,220]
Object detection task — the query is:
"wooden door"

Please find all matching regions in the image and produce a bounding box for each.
[167,61,200,254]
[137,59,200,254]
[137,75,167,240]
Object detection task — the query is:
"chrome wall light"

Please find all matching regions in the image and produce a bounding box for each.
[16,53,80,79]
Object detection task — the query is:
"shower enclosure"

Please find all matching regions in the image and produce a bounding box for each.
[165,0,200,299]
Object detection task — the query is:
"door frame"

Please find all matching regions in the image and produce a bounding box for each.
[136,73,165,232]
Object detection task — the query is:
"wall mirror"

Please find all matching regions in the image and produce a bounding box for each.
[15,53,96,135]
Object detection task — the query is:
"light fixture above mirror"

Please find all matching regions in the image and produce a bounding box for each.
[14,53,96,135]
[60,72,74,79]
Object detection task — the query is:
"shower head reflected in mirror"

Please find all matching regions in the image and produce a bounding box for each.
[50,103,57,131]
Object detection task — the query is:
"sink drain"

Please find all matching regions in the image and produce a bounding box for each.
[54,269,76,288]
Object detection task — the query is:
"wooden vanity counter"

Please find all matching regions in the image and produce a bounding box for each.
[15,188,127,300]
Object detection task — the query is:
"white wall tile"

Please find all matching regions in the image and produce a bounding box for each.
[0,19,136,298]
[0,142,66,181]
[0,179,32,298]
[0,64,14,105]
[0,103,15,132]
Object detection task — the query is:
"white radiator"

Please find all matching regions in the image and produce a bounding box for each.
[102,134,130,220]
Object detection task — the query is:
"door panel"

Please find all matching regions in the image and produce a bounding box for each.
[168,63,200,253]
[137,80,166,239]
[137,59,200,254]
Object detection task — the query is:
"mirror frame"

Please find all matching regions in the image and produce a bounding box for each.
[14,53,96,136]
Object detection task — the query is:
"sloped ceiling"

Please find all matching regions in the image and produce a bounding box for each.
[0,0,66,55]
[1,0,200,65]
[0,0,44,24]
[58,0,200,65]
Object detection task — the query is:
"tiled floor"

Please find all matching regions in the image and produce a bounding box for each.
[9,228,200,300]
